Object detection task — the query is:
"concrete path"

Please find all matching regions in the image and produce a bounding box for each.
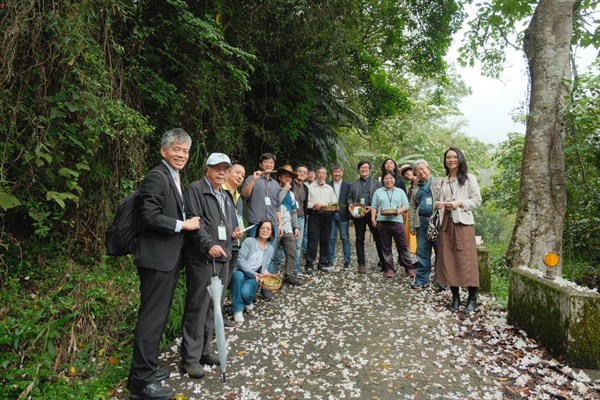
[140,246,600,400]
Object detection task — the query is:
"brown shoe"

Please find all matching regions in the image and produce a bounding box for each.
[358,264,366,274]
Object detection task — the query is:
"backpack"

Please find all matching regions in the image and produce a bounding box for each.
[105,171,168,256]
[105,191,143,256]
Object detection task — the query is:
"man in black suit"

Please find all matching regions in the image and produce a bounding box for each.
[328,164,352,269]
[182,153,243,379]
[348,160,385,274]
[127,128,201,400]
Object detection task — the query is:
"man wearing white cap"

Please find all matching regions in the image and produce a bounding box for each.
[181,153,243,378]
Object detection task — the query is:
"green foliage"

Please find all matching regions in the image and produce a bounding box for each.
[0,258,186,399]
[1,1,153,264]
[563,62,600,286]
[483,131,525,213]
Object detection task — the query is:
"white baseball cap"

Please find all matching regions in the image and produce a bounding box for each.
[206,153,232,167]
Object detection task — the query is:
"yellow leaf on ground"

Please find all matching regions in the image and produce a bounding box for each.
[69,366,77,376]
[381,362,391,369]
[108,356,119,366]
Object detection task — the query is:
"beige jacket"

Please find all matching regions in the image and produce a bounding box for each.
[438,174,482,225]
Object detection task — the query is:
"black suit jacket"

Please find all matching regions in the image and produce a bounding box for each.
[135,162,185,271]
[328,180,351,221]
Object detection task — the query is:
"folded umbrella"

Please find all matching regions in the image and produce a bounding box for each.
[207,258,228,383]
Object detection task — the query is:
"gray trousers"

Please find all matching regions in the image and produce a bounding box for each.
[278,233,297,278]
[181,258,228,365]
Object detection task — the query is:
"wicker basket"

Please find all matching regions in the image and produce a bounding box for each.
[380,209,400,216]
[349,203,367,218]
[260,275,282,291]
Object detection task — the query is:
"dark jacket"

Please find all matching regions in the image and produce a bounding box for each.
[135,162,185,271]
[328,180,351,221]
[292,180,309,219]
[184,178,233,263]
[348,177,381,213]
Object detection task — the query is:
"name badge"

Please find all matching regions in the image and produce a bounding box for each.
[265,196,271,206]
[218,225,227,241]
[426,197,433,206]
[360,198,365,204]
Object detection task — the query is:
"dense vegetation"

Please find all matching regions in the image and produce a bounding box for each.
[0,0,598,398]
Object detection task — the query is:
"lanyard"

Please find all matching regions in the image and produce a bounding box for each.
[385,188,395,207]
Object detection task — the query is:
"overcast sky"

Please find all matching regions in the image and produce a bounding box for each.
[451,40,597,146]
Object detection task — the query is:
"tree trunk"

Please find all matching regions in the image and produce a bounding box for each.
[507,0,575,274]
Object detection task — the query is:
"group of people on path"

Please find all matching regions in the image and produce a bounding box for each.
[124,128,482,400]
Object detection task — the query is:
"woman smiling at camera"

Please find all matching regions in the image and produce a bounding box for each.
[230,219,276,324]
[435,147,482,315]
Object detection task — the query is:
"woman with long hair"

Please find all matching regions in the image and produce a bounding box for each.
[435,148,482,315]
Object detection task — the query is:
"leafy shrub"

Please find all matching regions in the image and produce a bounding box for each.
[0,258,186,399]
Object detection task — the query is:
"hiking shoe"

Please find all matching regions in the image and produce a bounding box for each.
[284,275,302,286]
[200,354,220,366]
[223,318,237,329]
[358,264,366,274]
[234,311,244,324]
[261,288,273,301]
[411,282,430,290]
[183,363,205,379]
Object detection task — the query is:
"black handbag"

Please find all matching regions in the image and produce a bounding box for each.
[426,210,440,241]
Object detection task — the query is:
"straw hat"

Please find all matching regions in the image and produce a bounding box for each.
[398,164,412,176]
[277,164,298,180]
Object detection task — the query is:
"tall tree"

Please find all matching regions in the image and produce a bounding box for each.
[506,0,574,270]
[460,0,597,272]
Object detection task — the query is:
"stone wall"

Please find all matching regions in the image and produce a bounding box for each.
[508,267,600,369]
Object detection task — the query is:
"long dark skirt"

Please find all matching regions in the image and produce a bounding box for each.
[436,211,479,287]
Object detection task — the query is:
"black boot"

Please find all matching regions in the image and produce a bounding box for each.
[448,286,460,313]
[464,287,477,315]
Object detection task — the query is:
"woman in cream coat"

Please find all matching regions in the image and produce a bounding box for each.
[435,147,482,315]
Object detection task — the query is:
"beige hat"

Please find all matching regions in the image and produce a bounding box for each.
[277,164,298,180]
[399,164,412,176]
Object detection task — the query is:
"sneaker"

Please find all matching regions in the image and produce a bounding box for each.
[407,269,416,277]
[378,261,385,272]
[244,302,254,312]
[183,363,205,379]
[358,264,366,274]
[386,269,394,279]
[295,271,306,278]
[234,311,244,323]
[224,318,237,329]
[318,266,330,273]
[304,265,314,275]
[343,262,351,270]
